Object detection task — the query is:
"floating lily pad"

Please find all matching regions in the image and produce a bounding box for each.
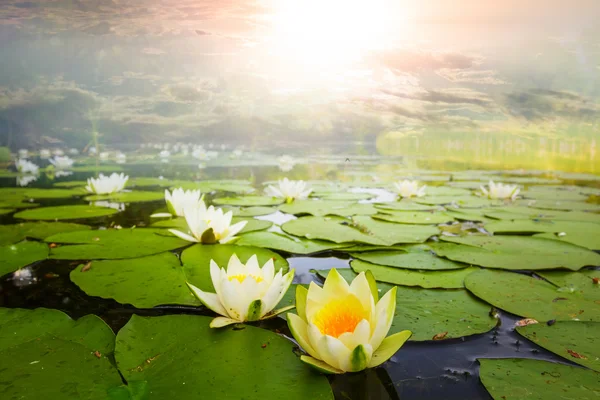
[351,260,476,289]
[53,181,87,188]
[521,188,590,202]
[424,187,472,196]
[316,192,373,201]
[350,247,465,270]
[47,228,189,259]
[151,217,271,234]
[180,180,255,193]
[416,196,499,208]
[279,200,377,217]
[373,211,454,225]
[71,165,123,172]
[534,232,600,251]
[521,199,600,212]
[0,208,14,215]
[0,241,48,276]
[444,208,492,223]
[517,321,600,372]
[484,207,600,223]
[436,236,600,271]
[465,269,600,321]
[181,244,288,292]
[536,270,600,301]
[71,252,200,308]
[84,191,164,203]
[479,358,600,400]
[485,219,600,236]
[115,315,333,400]
[375,202,439,211]
[222,206,276,217]
[0,222,91,245]
[0,308,121,399]
[14,205,119,220]
[127,177,174,187]
[213,196,283,206]
[0,187,84,200]
[237,231,346,254]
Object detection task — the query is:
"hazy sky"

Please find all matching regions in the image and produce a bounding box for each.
[0,0,598,147]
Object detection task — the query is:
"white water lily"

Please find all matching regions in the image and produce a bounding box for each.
[265,178,312,203]
[54,170,73,178]
[88,146,97,155]
[85,173,129,195]
[169,205,247,244]
[18,149,28,158]
[192,148,208,160]
[278,155,295,172]
[99,152,110,160]
[480,181,520,200]
[187,254,295,328]
[17,175,37,187]
[53,149,64,156]
[115,153,127,164]
[69,148,79,155]
[39,149,51,159]
[392,180,426,198]
[49,156,74,169]
[157,188,204,217]
[15,159,39,174]
[288,269,412,374]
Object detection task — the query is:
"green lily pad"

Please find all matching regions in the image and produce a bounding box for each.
[0,187,84,200]
[71,252,200,308]
[127,177,174,187]
[0,308,122,399]
[521,199,600,212]
[151,217,271,234]
[54,181,88,188]
[180,180,255,193]
[486,219,600,235]
[0,241,48,276]
[484,207,600,223]
[416,196,499,208]
[222,206,276,217]
[465,269,600,321]
[181,244,288,292]
[436,236,600,271]
[213,196,283,206]
[316,192,373,201]
[424,187,472,196]
[115,315,333,400]
[535,270,600,301]
[373,211,454,225]
[237,231,346,254]
[279,200,377,217]
[479,358,600,400]
[534,232,600,251]
[0,222,91,245]
[47,228,189,259]
[282,216,438,245]
[517,321,600,372]
[444,208,492,223]
[351,259,477,289]
[84,191,164,203]
[521,187,590,201]
[350,248,465,270]
[14,205,119,220]
[71,165,123,172]
[375,202,439,211]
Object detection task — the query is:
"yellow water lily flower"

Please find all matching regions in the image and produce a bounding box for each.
[287,268,411,374]
[187,254,295,328]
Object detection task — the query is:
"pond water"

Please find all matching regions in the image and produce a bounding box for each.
[0,148,598,400]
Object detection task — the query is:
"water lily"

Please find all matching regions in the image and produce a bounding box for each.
[15,159,39,174]
[17,175,37,186]
[69,148,79,155]
[115,153,127,164]
[287,268,412,374]
[169,205,247,244]
[99,152,110,160]
[278,155,295,172]
[39,149,51,159]
[85,173,129,195]
[88,146,97,155]
[54,170,73,178]
[392,180,426,198]
[153,188,204,217]
[187,254,295,328]
[53,149,64,156]
[480,180,519,200]
[18,149,28,158]
[49,156,74,169]
[265,178,312,203]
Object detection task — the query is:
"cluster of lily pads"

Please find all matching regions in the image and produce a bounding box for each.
[0,156,599,399]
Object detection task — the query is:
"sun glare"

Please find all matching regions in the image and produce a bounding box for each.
[270,0,397,71]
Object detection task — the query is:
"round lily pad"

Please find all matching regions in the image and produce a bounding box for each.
[213,196,283,206]
[70,252,200,308]
[351,259,477,289]
[236,231,346,254]
[375,202,439,211]
[416,196,499,208]
[484,207,600,224]
[479,358,600,400]
[151,217,271,234]
[47,228,189,259]
[521,199,600,212]
[465,269,600,322]
[436,236,600,271]
[0,222,91,245]
[517,321,600,372]
[181,244,288,292]
[180,180,255,193]
[373,211,454,225]
[534,232,600,251]
[0,208,14,215]
[535,270,600,301]
[0,187,84,200]
[350,248,466,270]
[279,200,377,217]
[115,315,333,399]
[222,206,276,217]
[84,191,164,203]
[0,241,48,276]
[14,205,119,220]
[316,192,373,201]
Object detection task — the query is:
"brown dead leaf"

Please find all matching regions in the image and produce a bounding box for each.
[49,243,58,248]
[592,277,599,285]
[432,332,448,340]
[93,351,102,358]
[81,262,92,272]
[515,318,539,327]
[567,349,587,359]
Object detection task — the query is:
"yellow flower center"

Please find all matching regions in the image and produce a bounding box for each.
[312,295,367,338]
[228,274,263,283]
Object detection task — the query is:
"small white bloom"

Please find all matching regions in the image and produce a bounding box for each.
[54,170,73,178]
[18,149,28,158]
[159,150,170,158]
[392,180,426,198]
[17,175,37,186]
[53,149,64,156]
[169,205,247,244]
[265,178,312,203]
[69,148,79,155]
[99,152,110,160]
[16,159,39,174]
[187,254,295,328]
[88,146,97,155]
[49,156,74,169]
[278,155,295,172]
[115,153,127,164]
[480,181,520,201]
[163,188,203,217]
[39,149,51,159]
[192,148,208,160]
[85,173,129,195]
